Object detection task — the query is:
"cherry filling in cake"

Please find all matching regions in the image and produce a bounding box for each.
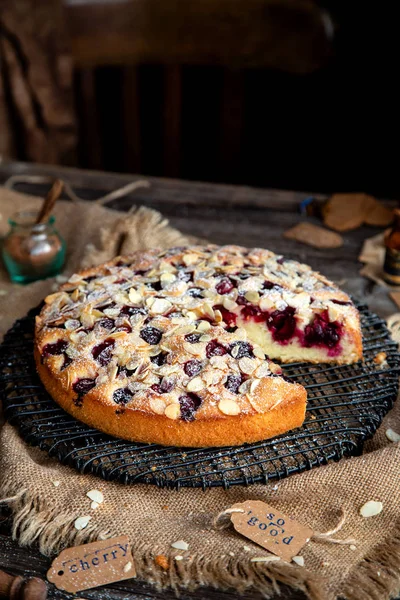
[267,306,297,343]
[227,300,344,357]
[92,338,115,366]
[42,339,68,357]
[179,393,202,421]
[35,244,362,444]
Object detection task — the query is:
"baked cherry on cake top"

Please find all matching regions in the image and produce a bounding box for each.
[34,245,361,447]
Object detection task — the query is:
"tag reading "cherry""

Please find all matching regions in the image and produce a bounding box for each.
[47,536,135,593]
[229,501,313,562]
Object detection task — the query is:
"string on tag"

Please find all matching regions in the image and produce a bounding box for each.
[3,174,150,206]
[312,510,356,545]
[214,507,246,530]
[214,506,356,546]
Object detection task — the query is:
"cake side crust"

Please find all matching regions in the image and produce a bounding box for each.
[35,347,307,447]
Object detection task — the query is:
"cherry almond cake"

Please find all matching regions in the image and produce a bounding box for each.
[34,245,362,447]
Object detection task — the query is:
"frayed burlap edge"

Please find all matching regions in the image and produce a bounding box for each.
[341,522,400,600]
[1,485,325,600]
[80,206,195,269]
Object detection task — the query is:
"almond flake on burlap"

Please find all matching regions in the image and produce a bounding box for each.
[1,186,400,600]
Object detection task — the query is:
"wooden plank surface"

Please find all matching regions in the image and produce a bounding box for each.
[0,161,314,209]
[0,161,398,600]
[0,529,305,599]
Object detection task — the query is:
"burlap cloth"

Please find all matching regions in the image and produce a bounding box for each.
[1,188,400,600]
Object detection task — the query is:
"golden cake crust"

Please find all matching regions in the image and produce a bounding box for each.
[35,347,306,446]
[34,244,361,447]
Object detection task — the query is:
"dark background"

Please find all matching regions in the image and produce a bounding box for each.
[69,2,399,197]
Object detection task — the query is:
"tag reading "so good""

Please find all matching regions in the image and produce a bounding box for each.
[47,535,135,593]
[230,501,313,562]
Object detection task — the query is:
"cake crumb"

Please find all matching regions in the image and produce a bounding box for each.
[374,352,387,365]
[155,555,169,570]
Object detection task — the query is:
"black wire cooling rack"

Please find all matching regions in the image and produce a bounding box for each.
[1,302,399,489]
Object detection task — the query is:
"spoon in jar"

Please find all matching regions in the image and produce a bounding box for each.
[35,179,64,225]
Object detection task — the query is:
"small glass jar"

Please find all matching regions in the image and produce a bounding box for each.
[1,211,66,284]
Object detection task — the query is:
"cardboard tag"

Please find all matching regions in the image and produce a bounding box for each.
[47,536,135,593]
[229,501,313,562]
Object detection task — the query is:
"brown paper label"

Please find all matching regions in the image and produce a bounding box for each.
[47,536,135,593]
[230,501,313,561]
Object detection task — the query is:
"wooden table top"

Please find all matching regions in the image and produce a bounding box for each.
[0,161,398,600]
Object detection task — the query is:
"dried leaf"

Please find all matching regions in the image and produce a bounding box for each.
[284,222,343,249]
[323,193,374,232]
[323,193,392,232]
[365,202,393,227]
